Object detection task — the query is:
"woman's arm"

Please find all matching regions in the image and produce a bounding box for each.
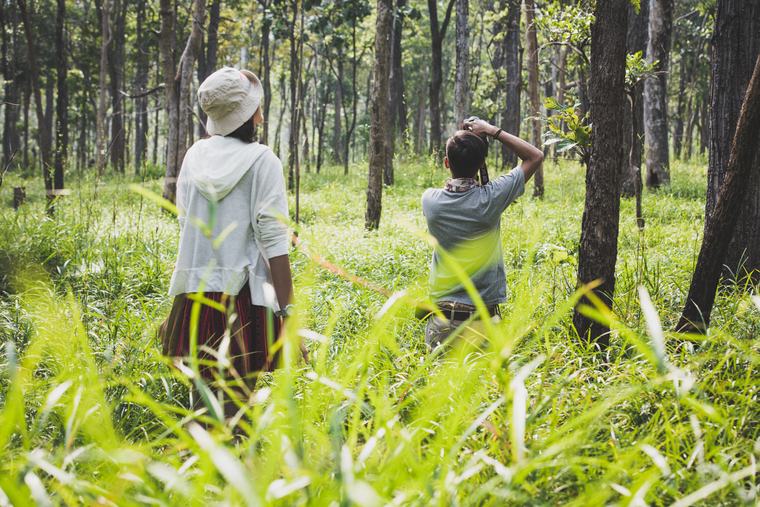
[463,119,544,182]
[269,254,293,308]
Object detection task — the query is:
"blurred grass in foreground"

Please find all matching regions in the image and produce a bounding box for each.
[1,156,760,506]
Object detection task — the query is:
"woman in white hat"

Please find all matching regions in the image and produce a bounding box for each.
[160,67,303,404]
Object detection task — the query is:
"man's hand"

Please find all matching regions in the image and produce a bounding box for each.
[462,119,497,140]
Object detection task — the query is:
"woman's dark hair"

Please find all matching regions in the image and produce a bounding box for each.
[446,131,488,178]
[225,116,258,143]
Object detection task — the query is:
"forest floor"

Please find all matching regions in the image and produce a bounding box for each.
[1,155,759,506]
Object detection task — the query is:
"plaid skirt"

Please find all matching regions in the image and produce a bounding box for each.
[160,283,281,380]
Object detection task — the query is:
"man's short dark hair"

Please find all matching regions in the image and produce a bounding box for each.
[446,131,488,178]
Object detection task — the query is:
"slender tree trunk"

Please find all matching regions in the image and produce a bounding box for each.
[699,93,708,155]
[367,0,391,229]
[678,54,760,332]
[333,45,343,165]
[417,65,427,155]
[391,0,407,136]
[572,0,628,347]
[17,0,52,210]
[525,0,542,197]
[23,69,29,171]
[256,0,270,144]
[287,0,299,189]
[621,0,649,197]
[108,0,126,173]
[427,0,455,159]
[453,0,469,127]
[386,0,406,185]
[134,0,148,173]
[175,0,206,182]
[159,0,178,200]
[55,0,67,193]
[96,0,115,176]
[673,55,686,158]
[500,0,522,168]
[343,22,361,175]
[681,14,709,161]
[643,0,673,189]
[704,0,760,283]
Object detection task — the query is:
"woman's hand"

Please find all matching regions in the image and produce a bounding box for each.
[462,118,497,140]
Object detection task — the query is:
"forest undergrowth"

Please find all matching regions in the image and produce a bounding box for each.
[1,156,759,506]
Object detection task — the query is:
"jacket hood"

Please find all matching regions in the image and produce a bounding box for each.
[181,136,270,201]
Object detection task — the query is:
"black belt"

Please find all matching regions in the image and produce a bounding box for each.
[437,303,499,321]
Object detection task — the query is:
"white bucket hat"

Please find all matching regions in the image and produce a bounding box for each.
[198,67,264,137]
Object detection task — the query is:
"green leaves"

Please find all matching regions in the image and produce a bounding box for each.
[536,97,591,164]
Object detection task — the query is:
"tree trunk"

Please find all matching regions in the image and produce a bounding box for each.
[386,0,406,185]
[678,54,760,332]
[17,0,53,210]
[621,0,649,197]
[427,0,455,159]
[134,0,148,174]
[159,0,177,200]
[256,0,269,144]
[175,0,206,188]
[681,14,709,160]
[366,0,391,230]
[453,0,469,128]
[391,0,407,136]
[572,0,628,347]
[96,0,115,176]
[704,0,760,284]
[525,0,542,197]
[501,0,521,170]
[108,0,126,173]
[287,0,299,190]
[673,55,686,158]
[643,0,673,189]
[55,0,67,193]
[333,45,343,165]
[417,65,427,154]
[3,4,20,170]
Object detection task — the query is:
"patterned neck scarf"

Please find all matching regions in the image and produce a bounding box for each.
[444,177,481,193]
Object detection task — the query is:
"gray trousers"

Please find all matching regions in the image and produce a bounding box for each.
[424,314,488,351]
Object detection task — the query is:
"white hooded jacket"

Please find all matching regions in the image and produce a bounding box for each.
[169,135,289,309]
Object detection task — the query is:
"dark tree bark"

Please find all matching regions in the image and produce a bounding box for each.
[17,0,53,210]
[134,0,148,173]
[389,0,407,136]
[176,0,206,178]
[453,0,469,128]
[255,0,269,143]
[525,0,542,197]
[621,0,649,198]
[108,0,127,173]
[287,0,299,190]
[678,54,760,333]
[673,54,686,158]
[386,0,406,185]
[3,2,20,169]
[501,0,521,169]
[54,0,67,193]
[95,0,116,176]
[158,0,178,199]
[682,14,709,160]
[366,0,391,230]
[572,0,628,347]
[643,0,673,189]
[333,44,343,165]
[427,0,455,159]
[704,1,760,283]
[160,0,205,202]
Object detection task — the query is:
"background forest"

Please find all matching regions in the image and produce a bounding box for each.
[3,0,760,505]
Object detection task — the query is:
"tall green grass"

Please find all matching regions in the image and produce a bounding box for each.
[1,157,759,506]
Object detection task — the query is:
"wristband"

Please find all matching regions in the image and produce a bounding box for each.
[493,128,503,141]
